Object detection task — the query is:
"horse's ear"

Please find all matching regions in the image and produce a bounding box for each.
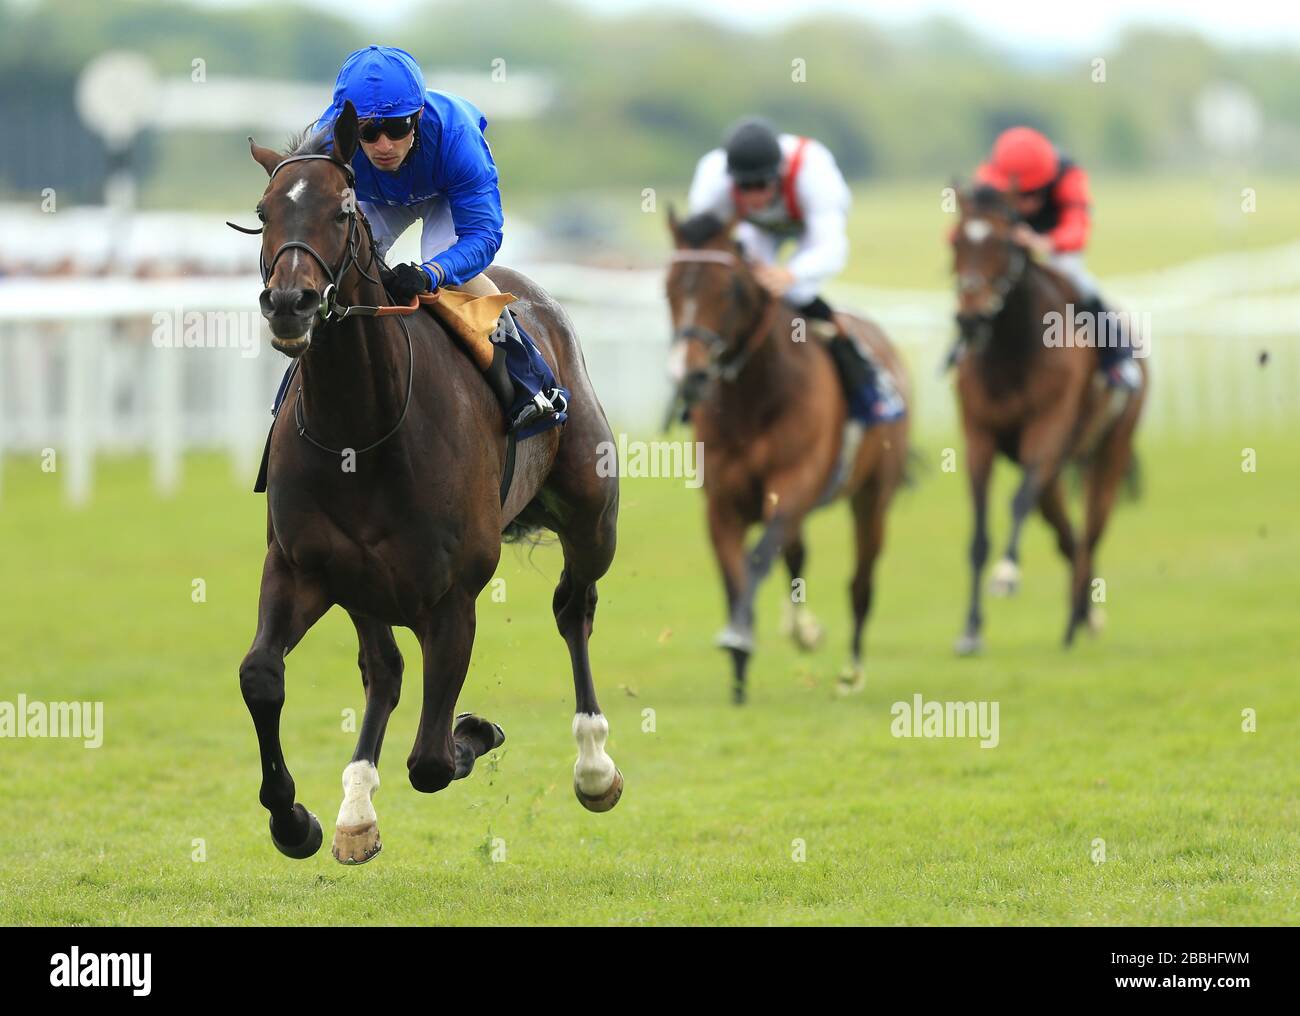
[667,203,681,245]
[333,100,359,165]
[249,137,280,177]
[952,177,970,215]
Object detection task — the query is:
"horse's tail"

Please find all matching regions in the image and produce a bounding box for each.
[502,519,555,546]
[1123,451,1142,502]
[901,444,928,489]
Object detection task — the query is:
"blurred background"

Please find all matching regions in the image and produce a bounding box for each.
[0,0,1297,501]
[2,2,1299,927]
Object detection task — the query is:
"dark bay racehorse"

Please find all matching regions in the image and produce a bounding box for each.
[950,184,1146,653]
[237,101,622,864]
[666,211,910,703]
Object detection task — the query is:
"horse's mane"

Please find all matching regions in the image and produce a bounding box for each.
[676,212,728,248]
[285,126,331,159]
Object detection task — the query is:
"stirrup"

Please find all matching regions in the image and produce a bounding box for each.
[508,387,564,432]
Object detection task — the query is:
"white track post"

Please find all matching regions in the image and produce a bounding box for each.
[151,324,182,496]
[65,321,101,506]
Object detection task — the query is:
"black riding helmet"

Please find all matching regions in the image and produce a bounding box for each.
[724,117,781,186]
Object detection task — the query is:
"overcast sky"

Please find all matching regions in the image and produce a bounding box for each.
[198,0,1300,51]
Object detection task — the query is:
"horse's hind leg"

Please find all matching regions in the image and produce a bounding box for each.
[779,534,824,652]
[239,545,331,859]
[331,614,404,865]
[840,482,886,694]
[554,526,623,812]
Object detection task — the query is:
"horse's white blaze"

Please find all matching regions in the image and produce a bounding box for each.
[286,177,308,204]
[572,712,617,796]
[336,760,379,829]
[963,219,993,244]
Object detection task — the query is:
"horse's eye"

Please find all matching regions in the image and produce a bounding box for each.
[335,209,349,223]
[255,207,265,222]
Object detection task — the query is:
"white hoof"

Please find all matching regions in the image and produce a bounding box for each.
[954,632,983,656]
[782,602,824,652]
[572,713,622,813]
[1088,605,1106,635]
[836,661,865,695]
[988,558,1021,597]
[333,761,381,865]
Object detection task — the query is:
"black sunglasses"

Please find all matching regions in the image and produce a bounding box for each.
[735,177,776,192]
[358,114,417,144]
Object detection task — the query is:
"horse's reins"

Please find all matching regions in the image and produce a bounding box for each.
[669,249,780,383]
[228,153,422,458]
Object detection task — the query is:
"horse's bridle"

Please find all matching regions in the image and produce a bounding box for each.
[228,153,415,457]
[668,249,779,383]
[228,153,400,322]
[955,220,1029,323]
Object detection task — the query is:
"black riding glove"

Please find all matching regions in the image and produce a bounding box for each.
[386,262,432,302]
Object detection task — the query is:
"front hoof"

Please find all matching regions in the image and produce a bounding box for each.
[836,662,865,695]
[792,615,825,653]
[1087,605,1106,636]
[270,804,323,860]
[954,632,983,656]
[574,768,623,813]
[332,822,382,865]
[987,558,1020,598]
[715,625,754,653]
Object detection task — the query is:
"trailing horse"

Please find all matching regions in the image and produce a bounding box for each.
[666,210,910,703]
[950,184,1147,653]
[235,101,622,864]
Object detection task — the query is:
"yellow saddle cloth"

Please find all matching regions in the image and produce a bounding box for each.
[418,289,516,371]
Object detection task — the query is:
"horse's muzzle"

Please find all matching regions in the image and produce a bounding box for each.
[260,287,322,354]
[679,369,710,410]
[956,313,994,347]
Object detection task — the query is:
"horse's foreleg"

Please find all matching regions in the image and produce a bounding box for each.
[956,427,995,655]
[407,589,480,794]
[991,411,1077,598]
[1037,477,1084,643]
[779,532,824,652]
[706,498,753,703]
[1067,412,1138,646]
[239,545,330,859]
[331,614,403,865]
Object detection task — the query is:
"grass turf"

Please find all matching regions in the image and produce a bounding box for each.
[0,428,1295,925]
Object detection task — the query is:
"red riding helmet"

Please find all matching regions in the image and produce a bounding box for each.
[978,127,1059,192]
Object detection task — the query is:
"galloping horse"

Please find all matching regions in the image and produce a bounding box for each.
[666,210,910,703]
[950,184,1146,653]
[235,101,622,864]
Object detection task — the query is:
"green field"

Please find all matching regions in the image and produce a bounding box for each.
[1,429,1296,925]
[618,173,1300,287]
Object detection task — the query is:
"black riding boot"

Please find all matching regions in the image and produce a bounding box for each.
[826,333,879,400]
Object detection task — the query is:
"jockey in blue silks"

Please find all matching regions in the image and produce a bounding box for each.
[311,45,561,432]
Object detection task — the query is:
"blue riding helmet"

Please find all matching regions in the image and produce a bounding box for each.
[330,45,426,119]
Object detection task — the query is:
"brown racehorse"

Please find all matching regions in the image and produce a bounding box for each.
[235,101,622,865]
[666,210,910,704]
[950,183,1147,653]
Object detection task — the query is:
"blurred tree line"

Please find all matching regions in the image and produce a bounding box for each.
[3,0,1298,206]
